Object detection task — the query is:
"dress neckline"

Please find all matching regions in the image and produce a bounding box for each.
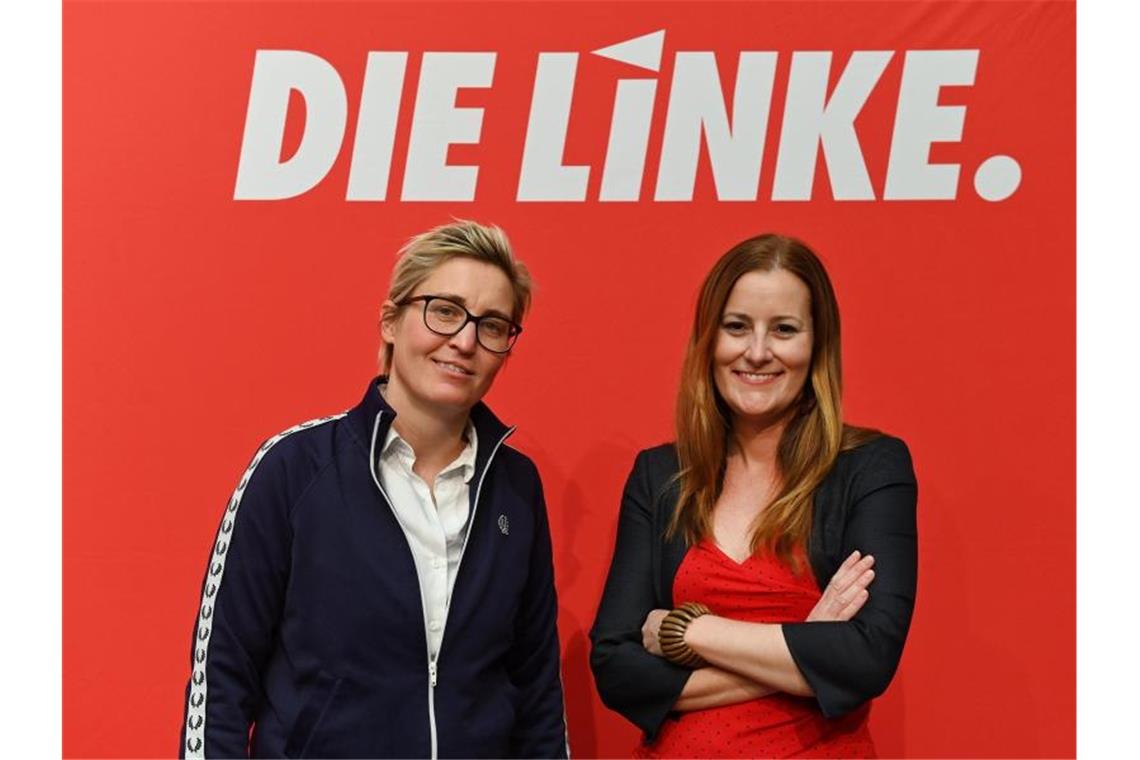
[704,536,754,568]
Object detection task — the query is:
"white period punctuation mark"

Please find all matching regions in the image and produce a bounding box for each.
[974,155,1022,201]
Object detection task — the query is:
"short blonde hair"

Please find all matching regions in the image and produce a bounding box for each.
[380,220,533,370]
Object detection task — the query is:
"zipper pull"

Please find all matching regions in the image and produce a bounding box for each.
[429,659,438,688]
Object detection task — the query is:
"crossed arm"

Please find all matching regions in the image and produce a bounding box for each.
[589,441,917,736]
[641,550,876,711]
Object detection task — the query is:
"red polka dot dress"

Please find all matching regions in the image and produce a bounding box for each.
[635,538,876,759]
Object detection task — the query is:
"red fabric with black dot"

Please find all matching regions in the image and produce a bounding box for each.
[635,538,876,758]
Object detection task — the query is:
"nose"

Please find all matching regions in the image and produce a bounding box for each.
[448,320,479,354]
[744,332,773,364]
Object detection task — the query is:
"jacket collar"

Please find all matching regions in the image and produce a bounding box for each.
[346,375,513,476]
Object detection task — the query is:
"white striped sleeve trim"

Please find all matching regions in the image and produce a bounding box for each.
[183,413,346,759]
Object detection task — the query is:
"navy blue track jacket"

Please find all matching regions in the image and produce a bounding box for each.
[180,378,568,758]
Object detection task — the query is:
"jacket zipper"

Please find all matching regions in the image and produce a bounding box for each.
[430,423,514,756]
[428,658,439,759]
[368,411,514,760]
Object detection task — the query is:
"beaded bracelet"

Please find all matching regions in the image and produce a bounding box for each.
[658,601,712,668]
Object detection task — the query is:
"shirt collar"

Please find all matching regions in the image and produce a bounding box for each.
[380,419,479,484]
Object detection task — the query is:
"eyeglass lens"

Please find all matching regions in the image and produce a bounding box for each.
[423,299,515,352]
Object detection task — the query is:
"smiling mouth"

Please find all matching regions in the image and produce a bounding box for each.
[733,369,782,384]
[433,359,475,377]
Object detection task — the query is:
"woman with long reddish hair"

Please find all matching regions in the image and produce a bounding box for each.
[590,234,917,757]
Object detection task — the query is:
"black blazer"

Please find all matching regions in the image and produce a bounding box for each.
[588,435,918,739]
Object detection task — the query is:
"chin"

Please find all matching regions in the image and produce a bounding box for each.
[730,398,795,424]
[427,385,478,408]
[728,392,774,413]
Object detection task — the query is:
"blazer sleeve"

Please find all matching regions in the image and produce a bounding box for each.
[180,442,293,759]
[505,463,569,759]
[781,436,918,718]
[589,450,691,740]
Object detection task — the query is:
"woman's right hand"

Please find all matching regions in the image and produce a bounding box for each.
[806,551,875,622]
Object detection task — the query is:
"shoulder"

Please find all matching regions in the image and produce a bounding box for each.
[829,433,917,496]
[623,443,682,511]
[838,433,913,467]
[241,412,348,496]
[631,442,681,478]
[258,412,346,463]
[499,443,542,483]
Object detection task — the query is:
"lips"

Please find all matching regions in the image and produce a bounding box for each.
[432,358,475,377]
[732,369,783,385]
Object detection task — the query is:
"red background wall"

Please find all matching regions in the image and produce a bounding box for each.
[63,1,1075,756]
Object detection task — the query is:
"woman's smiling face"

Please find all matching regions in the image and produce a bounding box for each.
[712,268,813,431]
[382,257,515,414]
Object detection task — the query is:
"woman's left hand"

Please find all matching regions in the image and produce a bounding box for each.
[642,608,671,656]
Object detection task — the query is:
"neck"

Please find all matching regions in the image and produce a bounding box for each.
[729,414,789,469]
[381,375,469,469]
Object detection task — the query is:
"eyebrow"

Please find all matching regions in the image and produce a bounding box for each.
[431,292,513,321]
[722,311,806,324]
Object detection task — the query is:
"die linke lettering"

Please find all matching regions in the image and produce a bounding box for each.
[233,31,1020,203]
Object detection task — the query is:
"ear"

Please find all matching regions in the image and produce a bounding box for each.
[379,300,400,346]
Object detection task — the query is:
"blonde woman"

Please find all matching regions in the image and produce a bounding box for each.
[590,234,917,758]
[181,221,567,758]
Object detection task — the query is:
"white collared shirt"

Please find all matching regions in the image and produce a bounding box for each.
[378,421,478,660]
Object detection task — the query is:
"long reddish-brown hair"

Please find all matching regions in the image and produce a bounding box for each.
[669,234,878,565]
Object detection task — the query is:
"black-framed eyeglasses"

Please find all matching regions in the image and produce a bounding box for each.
[399,295,523,354]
